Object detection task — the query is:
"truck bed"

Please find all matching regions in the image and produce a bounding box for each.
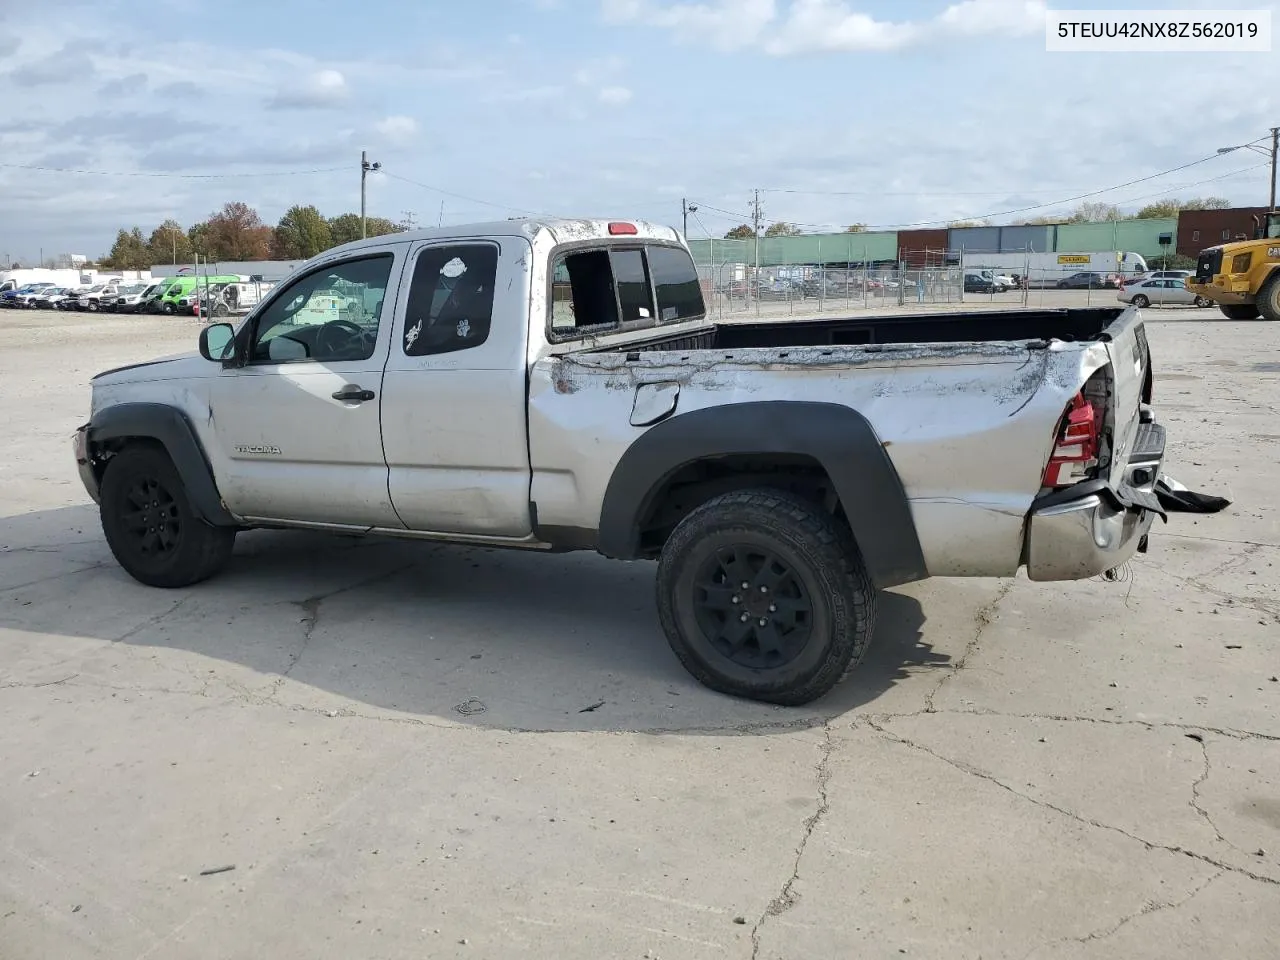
[591,307,1125,354]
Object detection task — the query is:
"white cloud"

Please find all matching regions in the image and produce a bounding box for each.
[374,115,419,143]
[268,68,349,109]
[598,86,633,105]
[601,0,1048,54]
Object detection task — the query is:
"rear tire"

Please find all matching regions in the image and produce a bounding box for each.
[656,488,877,706]
[99,445,235,588]
[1131,295,1150,308]
[1193,296,1211,308]
[1257,274,1280,322]
[1219,303,1260,320]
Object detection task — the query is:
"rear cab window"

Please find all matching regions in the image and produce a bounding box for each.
[549,242,704,341]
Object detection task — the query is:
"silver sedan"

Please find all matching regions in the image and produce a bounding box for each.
[1118,277,1211,308]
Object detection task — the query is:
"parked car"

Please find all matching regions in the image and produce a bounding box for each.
[74,217,1168,706]
[197,281,275,317]
[65,283,122,311]
[114,282,163,313]
[106,283,151,312]
[31,287,75,310]
[963,273,997,293]
[1117,277,1211,308]
[0,282,56,307]
[1057,272,1110,290]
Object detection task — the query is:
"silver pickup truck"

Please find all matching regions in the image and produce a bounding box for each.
[74,218,1166,705]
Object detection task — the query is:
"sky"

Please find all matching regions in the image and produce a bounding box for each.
[0,0,1278,262]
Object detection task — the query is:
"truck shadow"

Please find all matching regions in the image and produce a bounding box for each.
[2,506,945,735]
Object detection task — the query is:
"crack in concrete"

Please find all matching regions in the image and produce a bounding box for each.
[869,720,1280,889]
[113,598,190,644]
[924,579,1015,713]
[1188,737,1246,857]
[1019,870,1224,960]
[264,564,418,700]
[751,723,834,960]
[0,562,112,594]
[863,706,1280,744]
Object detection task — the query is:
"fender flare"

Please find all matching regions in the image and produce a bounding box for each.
[597,401,927,588]
[88,402,236,526]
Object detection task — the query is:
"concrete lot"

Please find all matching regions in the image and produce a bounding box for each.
[1,306,1277,959]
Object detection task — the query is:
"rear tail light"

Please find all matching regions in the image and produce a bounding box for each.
[1043,392,1101,487]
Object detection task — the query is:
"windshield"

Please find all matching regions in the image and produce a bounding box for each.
[1265,213,1280,239]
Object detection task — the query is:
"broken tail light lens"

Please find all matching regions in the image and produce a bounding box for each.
[1043,392,1101,487]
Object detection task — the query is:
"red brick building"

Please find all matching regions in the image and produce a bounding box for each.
[1176,206,1270,258]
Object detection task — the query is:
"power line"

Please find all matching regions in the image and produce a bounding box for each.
[693,156,1272,232]
[0,161,347,179]
[380,170,535,216]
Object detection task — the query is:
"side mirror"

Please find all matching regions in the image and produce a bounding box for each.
[199,323,237,364]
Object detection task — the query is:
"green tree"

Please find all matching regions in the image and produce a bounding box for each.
[763,221,800,237]
[1134,196,1230,219]
[272,205,333,259]
[147,219,193,265]
[843,223,867,233]
[101,227,150,269]
[1145,252,1198,271]
[327,213,405,247]
[723,224,755,240]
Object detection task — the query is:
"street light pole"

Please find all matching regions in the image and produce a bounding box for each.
[360,150,381,239]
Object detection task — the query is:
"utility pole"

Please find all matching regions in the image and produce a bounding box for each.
[360,150,381,239]
[1269,125,1278,211]
[751,189,763,316]
[681,198,698,238]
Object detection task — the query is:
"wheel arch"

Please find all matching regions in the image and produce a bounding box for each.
[597,401,927,589]
[89,402,236,526]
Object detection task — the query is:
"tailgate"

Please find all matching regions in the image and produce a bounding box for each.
[1100,306,1150,488]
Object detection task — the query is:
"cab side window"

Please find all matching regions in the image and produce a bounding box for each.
[403,244,498,357]
[249,254,393,364]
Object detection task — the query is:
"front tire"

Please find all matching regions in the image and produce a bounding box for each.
[1193,296,1211,308]
[1257,274,1280,322]
[99,445,235,588]
[1219,303,1260,320]
[656,489,877,706]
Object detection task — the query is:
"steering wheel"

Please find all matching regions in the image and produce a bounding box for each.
[315,318,371,359]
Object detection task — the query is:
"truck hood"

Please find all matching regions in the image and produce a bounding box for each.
[91,351,209,386]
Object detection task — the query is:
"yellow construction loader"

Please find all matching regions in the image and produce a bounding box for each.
[1185,210,1280,320]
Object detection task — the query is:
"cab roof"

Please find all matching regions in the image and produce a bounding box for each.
[324,217,683,258]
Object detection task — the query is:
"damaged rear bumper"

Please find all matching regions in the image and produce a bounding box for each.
[1024,422,1166,582]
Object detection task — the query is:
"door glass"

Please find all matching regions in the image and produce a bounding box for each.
[250,254,393,363]
[402,244,498,356]
[647,245,705,322]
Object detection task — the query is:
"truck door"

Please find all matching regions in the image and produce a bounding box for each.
[205,250,406,527]
[379,237,534,536]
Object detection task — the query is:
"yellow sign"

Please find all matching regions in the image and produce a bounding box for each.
[1057,255,1090,264]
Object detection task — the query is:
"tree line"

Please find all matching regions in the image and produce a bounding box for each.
[97,203,407,269]
[721,197,1231,239]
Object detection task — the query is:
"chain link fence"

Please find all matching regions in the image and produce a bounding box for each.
[692,240,1139,319]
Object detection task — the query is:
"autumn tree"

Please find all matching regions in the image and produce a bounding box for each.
[194,202,272,260]
[763,222,801,237]
[947,219,989,228]
[147,219,193,265]
[101,227,150,269]
[723,224,755,240]
[272,205,332,259]
[844,223,867,233]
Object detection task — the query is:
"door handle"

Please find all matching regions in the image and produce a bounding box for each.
[332,384,376,402]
